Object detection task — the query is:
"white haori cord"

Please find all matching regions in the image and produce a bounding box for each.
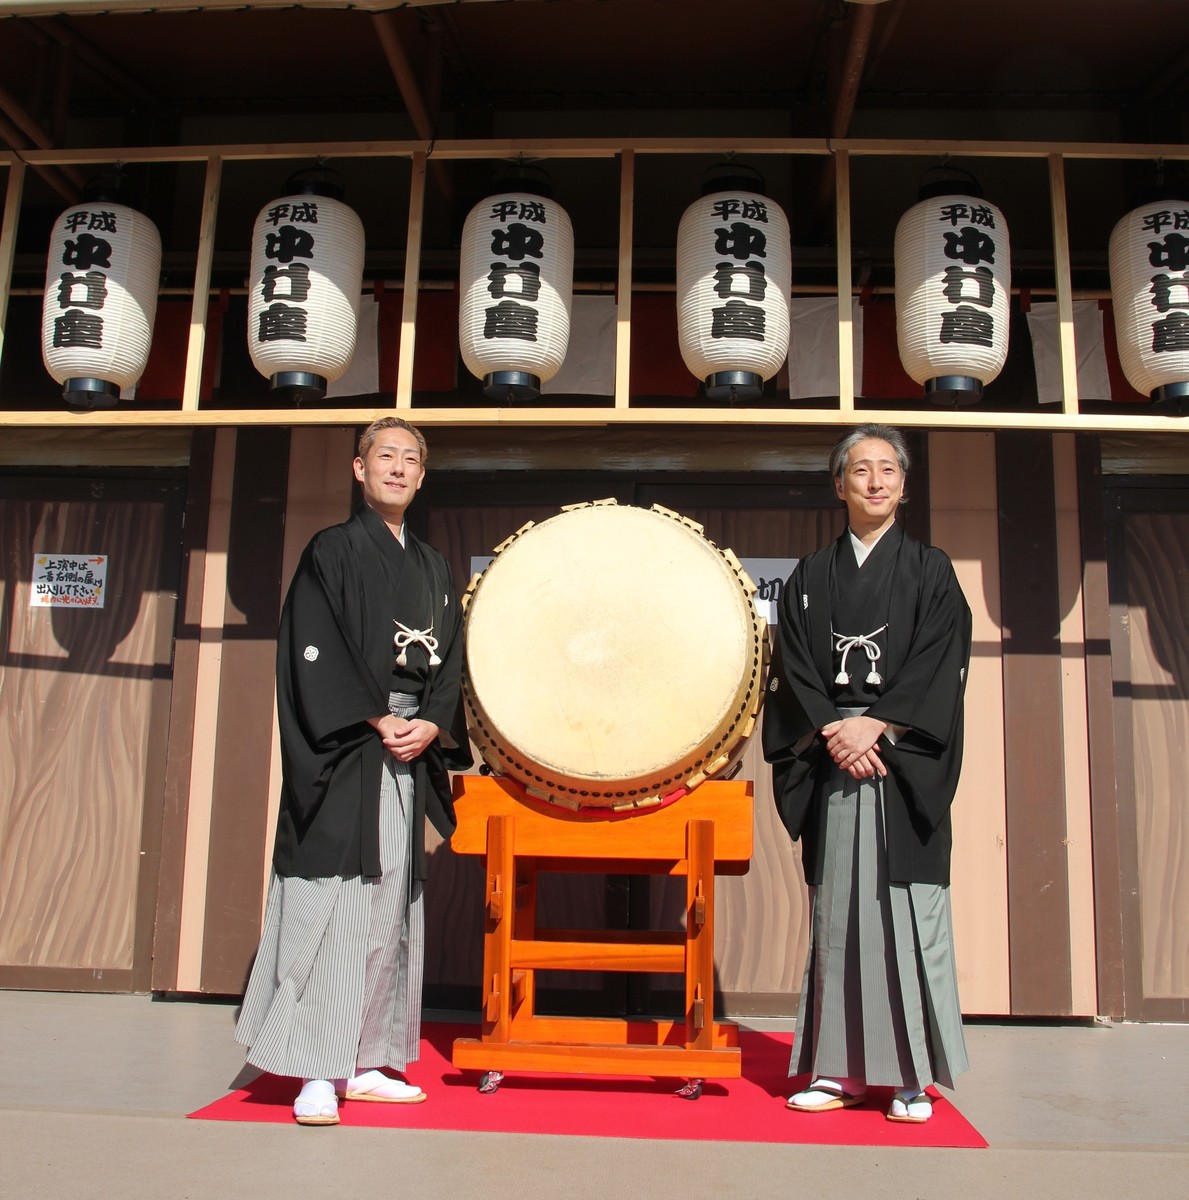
[832,624,888,687]
[394,621,441,668]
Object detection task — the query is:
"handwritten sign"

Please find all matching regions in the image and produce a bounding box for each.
[31,553,108,608]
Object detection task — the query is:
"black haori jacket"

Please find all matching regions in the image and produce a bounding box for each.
[273,504,469,881]
[762,524,973,886]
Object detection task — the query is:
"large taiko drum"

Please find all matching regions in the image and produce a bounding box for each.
[462,500,768,811]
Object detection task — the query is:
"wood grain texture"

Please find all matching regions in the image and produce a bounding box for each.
[1122,511,1189,1002]
[0,482,180,972]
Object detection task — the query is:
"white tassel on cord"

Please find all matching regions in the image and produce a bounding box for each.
[394,621,441,668]
[832,624,888,687]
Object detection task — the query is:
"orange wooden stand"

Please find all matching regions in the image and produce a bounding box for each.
[449,776,753,1086]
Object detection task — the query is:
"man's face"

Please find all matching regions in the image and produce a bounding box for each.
[353,428,425,520]
[834,437,904,525]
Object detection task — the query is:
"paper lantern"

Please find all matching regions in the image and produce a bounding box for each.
[247,175,365,403]
[894,185,1011,406]
[676,176,791,401]
[459,185,574,402]
[1109,195,1189,406]
[41,191,162,410]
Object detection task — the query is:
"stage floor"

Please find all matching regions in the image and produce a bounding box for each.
[3,989,1187,1199]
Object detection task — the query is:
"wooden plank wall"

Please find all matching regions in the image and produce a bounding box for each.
[152,426,1109,1017]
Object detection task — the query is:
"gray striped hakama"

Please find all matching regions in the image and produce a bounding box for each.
[792,743,969,1091]
[235,692,425,1081]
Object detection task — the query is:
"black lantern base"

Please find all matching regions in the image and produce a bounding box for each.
[704,370,764,402]
[63,377,120,411]
[483,371,540,403]
[1151,381,1189,416]
[270,371,327,405]
[925,375,983,408]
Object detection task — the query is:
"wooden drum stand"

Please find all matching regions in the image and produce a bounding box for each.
[450,775,753,1098]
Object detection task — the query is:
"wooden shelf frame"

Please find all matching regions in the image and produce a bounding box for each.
[2,135,1188,433]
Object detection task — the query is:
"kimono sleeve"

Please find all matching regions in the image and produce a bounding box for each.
[277,532,389,752]
[762,558,833,844]
[869,554,972,831]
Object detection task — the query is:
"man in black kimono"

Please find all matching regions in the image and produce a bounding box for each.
[763,423,971,1123]
[235,416,468,1126]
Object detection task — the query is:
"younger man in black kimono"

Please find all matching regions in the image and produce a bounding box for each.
[763,423,971,1123]
[235,417,468,1125]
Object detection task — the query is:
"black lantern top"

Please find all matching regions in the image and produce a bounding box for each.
[282,166,346,201]
[701,160,767,197]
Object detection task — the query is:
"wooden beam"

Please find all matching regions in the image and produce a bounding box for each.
[1048,154,1080,416]
[834,150,855,413]
[395,150,427,408]
[181,156,221,413]
[614,149,634,410]
[370,11,455,209]
[0,406,1186,434]
[0,160,26,372]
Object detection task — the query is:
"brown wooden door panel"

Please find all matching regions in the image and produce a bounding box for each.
[0,475,184,990]
[1107,486,1189,1021]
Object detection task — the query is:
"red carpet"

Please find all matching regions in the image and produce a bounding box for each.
[189,1023,986,1148]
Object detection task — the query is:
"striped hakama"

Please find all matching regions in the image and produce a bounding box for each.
[235,693,424,1081]
[792,752,969,1091]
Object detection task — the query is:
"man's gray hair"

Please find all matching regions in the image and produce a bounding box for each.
[828,423,910,482]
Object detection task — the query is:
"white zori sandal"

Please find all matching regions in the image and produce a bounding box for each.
[786,1078,867,1112]
[887,1089,934,1123]
[293,1079,340,1126]
[340,1069,427,1104]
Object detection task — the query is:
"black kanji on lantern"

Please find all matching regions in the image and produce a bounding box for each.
[486,261,542,301]
[942,226,996,267]
[56,271,109,311]
[711,299,766,341]
[62,209,120,235]
[1148,233,1189,272]
[287,202,319,224]
[61,234,113,271]
[262,263,312,304]
[264,225,315,264]
[483,299,539,341]
[1149,272,1189,313]
[938,203,997,230]
[52,309,104,349]
[714,221,767,260]
[1152,312,1189,352]
[941,264,996,308]
[1141,208,1189,236]
[711,198,770,224]
[258,302,308,342]
[713,260,768,302]
[490,222,545,261]
[939,304,994,347]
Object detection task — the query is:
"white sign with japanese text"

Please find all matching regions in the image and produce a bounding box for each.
[30,553,108,608]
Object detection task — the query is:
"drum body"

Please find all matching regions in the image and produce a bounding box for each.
[462,500,767,811]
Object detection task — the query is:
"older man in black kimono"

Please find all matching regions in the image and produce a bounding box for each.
[235,416,468,1126]
[763,423,971,1124]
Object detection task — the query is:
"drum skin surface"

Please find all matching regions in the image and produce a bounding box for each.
[462,500,767,811]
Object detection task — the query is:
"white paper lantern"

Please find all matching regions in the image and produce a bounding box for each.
[247,179,364,402]
[894,190,1011,406]
[41,195,162,409]
[676,185,791,401]
[1109,196,1189,406]
[459,188,574,401]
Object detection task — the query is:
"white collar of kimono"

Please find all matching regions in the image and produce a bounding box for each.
[848,524,890,567]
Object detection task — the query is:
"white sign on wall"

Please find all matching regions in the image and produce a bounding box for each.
[30,553,108,608]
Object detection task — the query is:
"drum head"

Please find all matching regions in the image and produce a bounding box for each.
[463,502,766,809]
